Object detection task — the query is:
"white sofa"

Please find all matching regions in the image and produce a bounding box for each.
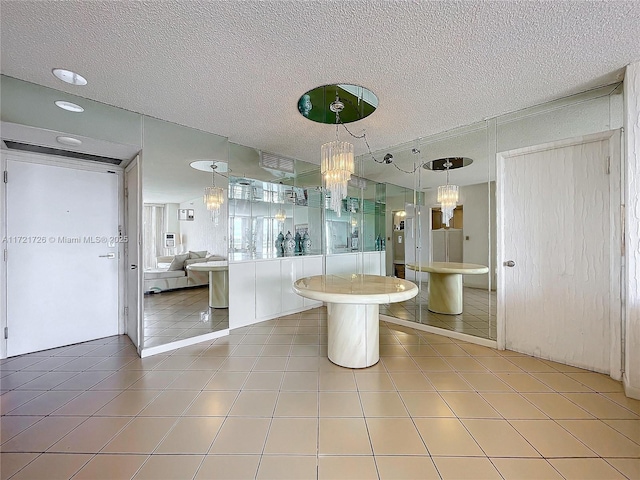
[144,251,226,293]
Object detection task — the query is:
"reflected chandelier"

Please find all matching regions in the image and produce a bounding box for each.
[204,163,225,212]
[437,159,458,227]
[275,208,287,223]
[321,97,354,217]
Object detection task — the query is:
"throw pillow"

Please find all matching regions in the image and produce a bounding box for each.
[188,250,208,259]
[168,254,189,271]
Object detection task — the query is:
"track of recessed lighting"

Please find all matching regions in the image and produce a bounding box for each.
[52,68,87,86]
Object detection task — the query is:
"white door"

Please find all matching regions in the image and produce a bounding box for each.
[125,157,141,352]
[6,158,120,356]
[405,204,430,283]
[499,135,618,373]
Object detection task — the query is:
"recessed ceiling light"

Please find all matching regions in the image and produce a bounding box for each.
[55,100,84,113]
[56,136,82,147]
[52,68,87,86]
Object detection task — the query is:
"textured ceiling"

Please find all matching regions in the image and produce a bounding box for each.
[1,0,640,191]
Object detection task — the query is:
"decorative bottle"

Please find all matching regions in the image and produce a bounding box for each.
[302,231,312,254]
[275,232,284,257]
[284,231,296,256]
[294,231,302,254]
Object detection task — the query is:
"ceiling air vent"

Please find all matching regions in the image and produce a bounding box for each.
[259,151,296,177]
[348,175,367,189]
[3,141,123,165]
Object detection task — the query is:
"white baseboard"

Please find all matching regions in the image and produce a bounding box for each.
[140,328,229,357]
[623,378,640,400]
[380,314,498,349]
[232,304,320,330]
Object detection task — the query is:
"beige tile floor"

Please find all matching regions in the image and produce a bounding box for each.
[1,307,638,480]
[144,286,229,348]
[381,287,497,341]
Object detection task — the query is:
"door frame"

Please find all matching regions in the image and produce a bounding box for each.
[0,149,126,359]
[496,130,623,378]
[124,156,143,354]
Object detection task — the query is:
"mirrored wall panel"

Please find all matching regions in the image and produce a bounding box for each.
[360,122,496,340]
[228,145,323,260]
[142,117,229,349]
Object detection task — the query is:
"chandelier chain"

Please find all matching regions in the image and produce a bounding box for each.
[338,120,424,174]
[333,95,425,174]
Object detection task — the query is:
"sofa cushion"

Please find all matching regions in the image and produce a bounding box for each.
[168,253,189,271]
[144,269,186,280]
[184,258,206,267]
[189,250,208,259]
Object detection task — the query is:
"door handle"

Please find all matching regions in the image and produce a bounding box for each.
[130,265,138,270]
[504,260,516,267]
[99,253,116,259]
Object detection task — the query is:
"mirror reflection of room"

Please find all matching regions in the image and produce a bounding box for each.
[142,117,230,349]
[368,131,496,341]
[227,149,323,261]
[381,183,496,340]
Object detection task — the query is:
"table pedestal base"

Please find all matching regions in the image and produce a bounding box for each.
[327,303,379,368]
[208,270,229,309]
[428,273,463,314]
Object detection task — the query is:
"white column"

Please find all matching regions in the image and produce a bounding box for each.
[327,303,380,368]
[624,61,640,399]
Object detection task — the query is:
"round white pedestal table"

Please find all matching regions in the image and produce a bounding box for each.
[293,274,418,368]
[406,262,489,315]
[187,261,229,308]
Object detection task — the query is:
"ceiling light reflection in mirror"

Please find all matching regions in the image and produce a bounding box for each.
[54,100,84,112]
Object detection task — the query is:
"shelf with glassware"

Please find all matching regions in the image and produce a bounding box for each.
[324,182,386,255]
[228,178,323,260]
[323,181,386,277]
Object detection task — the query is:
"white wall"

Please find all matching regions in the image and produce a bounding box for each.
[460,182,496,289]
[624,62,640,399]
[162,203,180,254]
[164,203,179,238]
[496,85,623,151]
[179,196,228,256]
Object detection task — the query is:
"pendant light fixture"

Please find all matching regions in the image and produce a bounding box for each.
[437,159,459,227]
[204,163,225,213]
[275,208,287,223]
[321,96,354,217]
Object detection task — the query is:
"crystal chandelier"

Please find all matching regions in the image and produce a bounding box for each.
[437,159,458,227]
[204,164,225,212]
[321,97,354,217]
[274,208,286,223]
